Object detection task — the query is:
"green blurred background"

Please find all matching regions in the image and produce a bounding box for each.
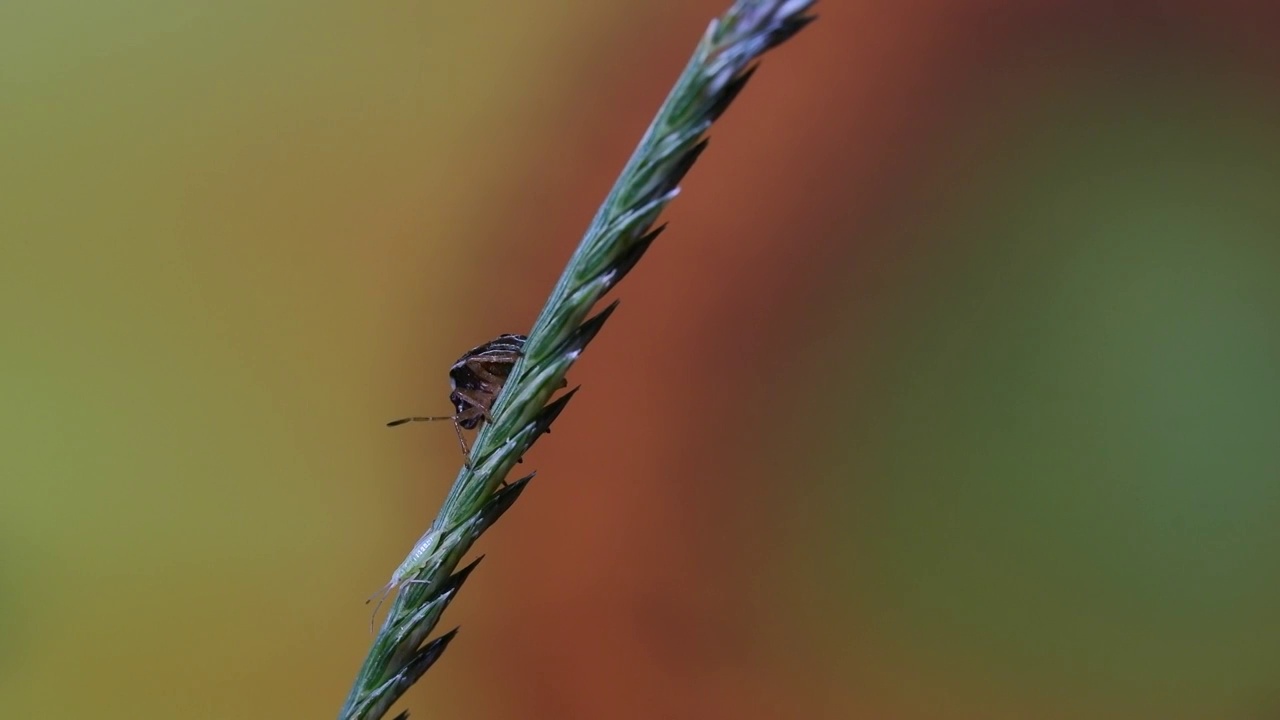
[3,2,1279,718]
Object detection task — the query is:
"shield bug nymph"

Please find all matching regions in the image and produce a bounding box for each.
[387,333,532,458]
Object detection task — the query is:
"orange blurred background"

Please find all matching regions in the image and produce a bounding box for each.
[3,2,1280,718]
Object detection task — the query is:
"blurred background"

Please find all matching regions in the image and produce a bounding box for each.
[3,1,1280,718]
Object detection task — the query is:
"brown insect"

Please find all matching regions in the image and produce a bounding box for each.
[387,333,529,457]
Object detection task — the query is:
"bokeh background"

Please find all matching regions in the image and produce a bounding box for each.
[3,1,1280,718]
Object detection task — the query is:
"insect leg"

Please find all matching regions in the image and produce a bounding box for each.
[464,352,520,384]
[451,419,472,464]
[452,388,496,423]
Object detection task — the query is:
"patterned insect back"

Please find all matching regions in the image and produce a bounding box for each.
[448,334,526,429]
[386,333,527,456]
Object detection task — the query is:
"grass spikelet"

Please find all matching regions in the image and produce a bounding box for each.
[338,2,817,718]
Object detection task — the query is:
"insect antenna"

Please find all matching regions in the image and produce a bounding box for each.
[386,414,472,459]
[365,576,435,632]
[365,580,395,632]
[386,415,455,426]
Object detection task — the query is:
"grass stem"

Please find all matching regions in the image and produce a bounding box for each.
[338,3,817,717]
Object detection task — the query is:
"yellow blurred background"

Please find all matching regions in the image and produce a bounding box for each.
[3,2,1279,718]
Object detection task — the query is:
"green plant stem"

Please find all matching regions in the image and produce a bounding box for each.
[338,3,816,718]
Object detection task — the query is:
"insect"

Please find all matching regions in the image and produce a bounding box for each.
[364,525,444,630]
[371,333,553,628]
[386,333,528,457]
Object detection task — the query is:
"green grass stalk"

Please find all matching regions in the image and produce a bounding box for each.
[338,3,817,718]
